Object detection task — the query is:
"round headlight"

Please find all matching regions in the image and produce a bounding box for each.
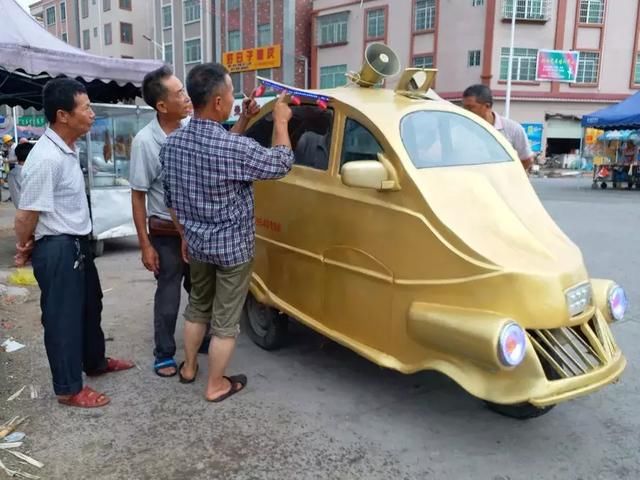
[608,285,628,322]
[498,322,527,367]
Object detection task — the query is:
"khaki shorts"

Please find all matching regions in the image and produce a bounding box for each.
[183,259,253,338]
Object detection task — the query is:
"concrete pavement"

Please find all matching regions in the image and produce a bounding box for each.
[0,178,638,480]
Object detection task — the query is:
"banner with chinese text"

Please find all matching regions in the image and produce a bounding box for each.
[223,45,282,73]
[536,50,579,82]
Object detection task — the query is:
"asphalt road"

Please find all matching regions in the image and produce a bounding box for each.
[0,177,638,480]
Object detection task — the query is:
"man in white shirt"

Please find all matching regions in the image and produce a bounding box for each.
[462,84,534,171]
[130,66,210,377]
[15,78,134,409]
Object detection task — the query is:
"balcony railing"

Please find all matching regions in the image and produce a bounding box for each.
[502,0,551,21]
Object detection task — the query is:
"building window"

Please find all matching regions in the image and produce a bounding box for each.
[367,9,385,39]
[228,0,240,10]
[468,50,481,66]
[184,0,201,23]
[635,53,640,84]
[103,0,111,11]
[415,0,436,31]
[62,32,68,42]
[81,0,88,18]
[576,52,599,83]
[320,65,347,88]
[317,12,348,46]
[228,30,241,51]
[185,38,201,64]
[82,29,90,50]
[473,0,484,5]
[579,0,604,24]
[164,43,173,64]
[231,73,242,93]
[60,2,66,21]
[46,6,55,25]
[502,0,550,21]
[162,5,172,29]
[257,69,271,80]
[257,24,271,47]
[413,55,434,68]
[499,47,538,81]
[104,23,112,45]
[119,0,131,11]
[120,22,133,44]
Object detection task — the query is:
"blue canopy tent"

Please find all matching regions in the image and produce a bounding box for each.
[582,92,640,189]
[582,91,640,130]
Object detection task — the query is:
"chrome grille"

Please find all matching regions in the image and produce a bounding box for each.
[528,316,616,380]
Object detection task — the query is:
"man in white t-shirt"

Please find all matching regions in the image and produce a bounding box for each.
[130,66,210,378]
[462,84,534,171]
[15,78,134,409]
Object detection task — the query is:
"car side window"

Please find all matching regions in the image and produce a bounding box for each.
[244,105,334,171]
[245,113,274,148]
[341,118,383,166]
[291,106,333,171]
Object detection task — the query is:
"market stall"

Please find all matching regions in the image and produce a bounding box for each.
[0,0,163,253]
[582,92,640,189]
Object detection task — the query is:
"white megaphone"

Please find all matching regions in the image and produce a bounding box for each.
[347,42,401,88]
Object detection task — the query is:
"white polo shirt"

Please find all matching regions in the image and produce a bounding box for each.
[19,128,92,240]
[494,113,534,161]
[129,116,188,221]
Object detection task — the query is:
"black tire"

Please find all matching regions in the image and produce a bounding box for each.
[485,401,555,420]
[600,182,607,189]
[92,239,104,257]
[241,293,288,350]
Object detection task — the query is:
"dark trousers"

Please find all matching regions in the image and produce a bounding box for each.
[150,235,190,360]
[32,235,107,396]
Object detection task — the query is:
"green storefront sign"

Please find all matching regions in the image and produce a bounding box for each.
[17,115,47,127]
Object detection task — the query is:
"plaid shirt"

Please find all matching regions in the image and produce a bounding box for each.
[160,118,294,267]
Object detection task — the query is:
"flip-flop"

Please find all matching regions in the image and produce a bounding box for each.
[86,357,135,377]
[154,358,178,378]
[178,361,199,384]
[58,386,110,408]
[207,375,247,403]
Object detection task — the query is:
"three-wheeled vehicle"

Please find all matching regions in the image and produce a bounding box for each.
[241,44,627,419]
[77,104,155,256]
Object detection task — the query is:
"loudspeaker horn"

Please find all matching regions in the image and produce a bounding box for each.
[348,43,401,88]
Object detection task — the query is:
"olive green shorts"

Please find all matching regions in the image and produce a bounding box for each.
[183,259,253,338]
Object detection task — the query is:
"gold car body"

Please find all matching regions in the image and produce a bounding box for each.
[247,84,626,407]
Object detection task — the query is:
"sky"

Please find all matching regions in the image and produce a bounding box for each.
[16,0,38,11]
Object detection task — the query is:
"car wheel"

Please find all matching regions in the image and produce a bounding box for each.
[241,293,288,350]
[485,401,555,419]
[92,240,104,257]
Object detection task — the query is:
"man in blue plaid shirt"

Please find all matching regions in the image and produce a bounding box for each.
[160,63,294,402]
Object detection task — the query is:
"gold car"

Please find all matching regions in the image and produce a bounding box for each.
[241,47,627,419]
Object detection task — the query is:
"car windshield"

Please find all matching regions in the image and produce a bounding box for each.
[400,110,513,168]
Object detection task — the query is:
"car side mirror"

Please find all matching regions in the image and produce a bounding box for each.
[341,156,400,191]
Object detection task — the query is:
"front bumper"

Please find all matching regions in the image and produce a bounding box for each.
[529,351,626,406]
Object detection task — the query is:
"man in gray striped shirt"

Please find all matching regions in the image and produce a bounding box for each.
[463,84,534,171]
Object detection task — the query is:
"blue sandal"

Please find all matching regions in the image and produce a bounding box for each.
[154,358,178,378]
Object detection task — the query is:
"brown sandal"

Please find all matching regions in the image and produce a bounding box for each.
[58,386,110,408]
[86,357,135,377]
[207,375,247,403]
